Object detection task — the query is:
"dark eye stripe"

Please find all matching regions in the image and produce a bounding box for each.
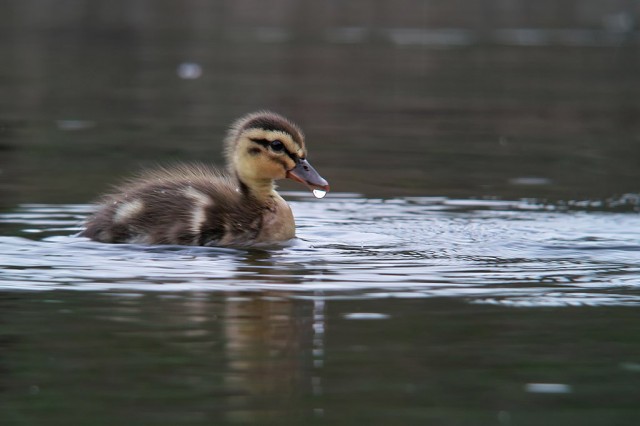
[250,138,270,148]
[250,138,297,161]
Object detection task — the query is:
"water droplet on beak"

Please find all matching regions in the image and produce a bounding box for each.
[312,189,327,199]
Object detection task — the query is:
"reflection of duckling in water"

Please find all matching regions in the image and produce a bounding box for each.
[82,111,329,246]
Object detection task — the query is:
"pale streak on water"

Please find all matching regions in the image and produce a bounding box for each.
[2,193,639,308]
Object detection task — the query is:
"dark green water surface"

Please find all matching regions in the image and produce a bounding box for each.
[2,292,640,425]
[2,2,640,425]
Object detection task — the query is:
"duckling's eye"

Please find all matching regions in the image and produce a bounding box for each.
[270,140,284,152]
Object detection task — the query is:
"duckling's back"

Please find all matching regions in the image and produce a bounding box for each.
[82,165,273,246]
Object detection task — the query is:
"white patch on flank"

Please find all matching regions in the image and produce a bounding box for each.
[183,186,213,234]
[114,199,144,223]
[125,235,152,245]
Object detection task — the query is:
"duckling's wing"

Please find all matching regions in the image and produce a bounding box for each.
[82,165,262,246]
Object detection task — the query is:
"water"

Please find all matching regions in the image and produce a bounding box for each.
[2,195,640,303]
[1,197,640,425]
[312,189,327,199]
[3,1,640,424]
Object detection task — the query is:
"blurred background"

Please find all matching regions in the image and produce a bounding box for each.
[1,0,639,206]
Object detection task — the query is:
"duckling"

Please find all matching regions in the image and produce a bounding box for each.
[81,111,329,246]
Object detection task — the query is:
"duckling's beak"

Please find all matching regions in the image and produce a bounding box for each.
[286,158,330,193]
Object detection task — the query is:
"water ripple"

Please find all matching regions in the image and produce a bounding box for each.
[1,196,639,307]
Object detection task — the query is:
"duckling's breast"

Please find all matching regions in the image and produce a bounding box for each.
[255,194,295,243]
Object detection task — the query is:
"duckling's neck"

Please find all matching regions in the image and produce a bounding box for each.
[236,174,276,202]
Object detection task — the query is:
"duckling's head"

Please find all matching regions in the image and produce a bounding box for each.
[224,111,329,198]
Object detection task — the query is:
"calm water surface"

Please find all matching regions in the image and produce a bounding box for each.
[2,2,640,424]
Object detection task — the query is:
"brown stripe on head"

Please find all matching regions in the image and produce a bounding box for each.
[241,112,304,146]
